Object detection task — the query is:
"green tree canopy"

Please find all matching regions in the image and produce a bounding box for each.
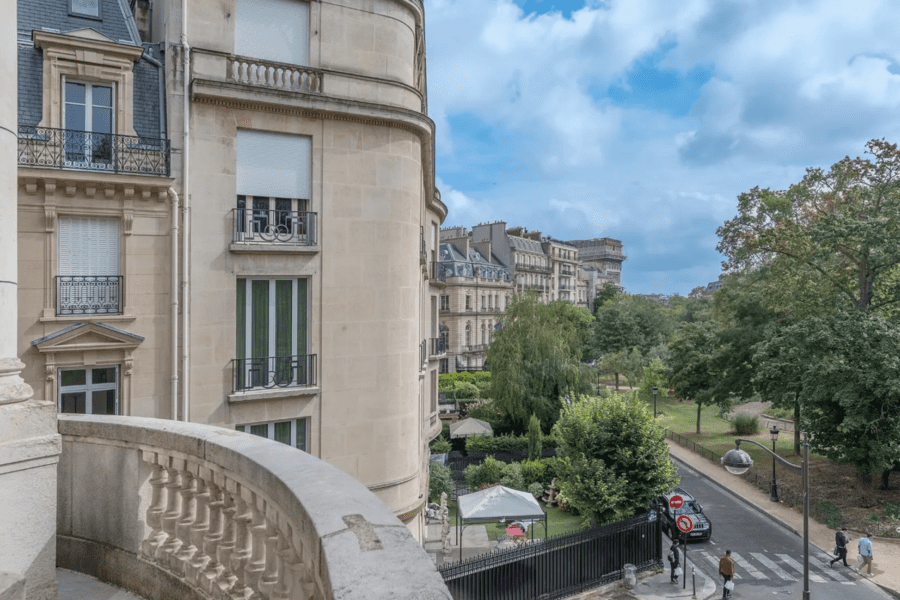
[552,394,679,526]
[666,321,723,433]
[717,139,900,315]
[487,294,593,433]
[592,295,678,358]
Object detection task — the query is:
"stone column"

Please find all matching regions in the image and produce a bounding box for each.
[0,0,62,597]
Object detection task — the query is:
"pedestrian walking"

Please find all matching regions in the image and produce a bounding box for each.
[858,532,874,577]
[830,526,851,567]
[668,542,681,584]
[719,549,735,599]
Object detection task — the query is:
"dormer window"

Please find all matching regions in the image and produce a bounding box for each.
[70,0,100,19]
[64,82,113,167]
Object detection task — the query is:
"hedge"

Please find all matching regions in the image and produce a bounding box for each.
[465,433,558,453]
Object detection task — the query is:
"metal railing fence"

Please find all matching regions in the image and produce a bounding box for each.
[56,275,122,316]
[232,354,316,392]
[232,208,316,245]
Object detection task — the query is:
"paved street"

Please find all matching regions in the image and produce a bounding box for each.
[671,461,892,600]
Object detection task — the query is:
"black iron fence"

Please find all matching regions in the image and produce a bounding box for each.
[431,337,448,357]
[665,430,721,464]
[56,275,122,316]
[232,208,317,246]
[18,126,170,176]
[439,512,661,600]
[232,354,316,392]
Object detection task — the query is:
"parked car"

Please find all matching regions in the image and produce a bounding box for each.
[657,487,712,541]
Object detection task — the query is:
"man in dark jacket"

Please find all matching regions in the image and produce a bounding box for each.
[668,542,681,583]
[830,527,851,567]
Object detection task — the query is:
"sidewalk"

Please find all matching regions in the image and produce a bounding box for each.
[660,440,900,599]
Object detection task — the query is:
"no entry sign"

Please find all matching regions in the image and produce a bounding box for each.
[676,515,694,533]
[669,494,684,510]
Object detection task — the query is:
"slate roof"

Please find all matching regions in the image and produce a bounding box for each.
[438,243,511,280]
[508,235,543,254]
[17,0,165,139]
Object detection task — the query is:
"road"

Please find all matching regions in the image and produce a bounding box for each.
[668,460,893,600]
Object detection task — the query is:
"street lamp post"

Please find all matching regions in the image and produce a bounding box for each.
[722,431,809,600]
[770,425,779,502]
[652,386,658,418]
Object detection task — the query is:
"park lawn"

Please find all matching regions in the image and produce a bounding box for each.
[448,501,585,541]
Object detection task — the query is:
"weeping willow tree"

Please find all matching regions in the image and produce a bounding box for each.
[486,294,593,433]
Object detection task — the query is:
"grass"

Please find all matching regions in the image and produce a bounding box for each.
[448,501,586,541]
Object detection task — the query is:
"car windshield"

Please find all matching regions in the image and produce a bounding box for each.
[674,501,701,515]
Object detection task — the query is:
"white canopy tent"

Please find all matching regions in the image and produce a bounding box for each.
[449,417,494,439]
[455,485,547,560]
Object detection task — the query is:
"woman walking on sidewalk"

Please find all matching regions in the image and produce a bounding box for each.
[719,550,735,599]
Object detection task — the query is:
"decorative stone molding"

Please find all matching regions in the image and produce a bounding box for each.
[57,415,452,600]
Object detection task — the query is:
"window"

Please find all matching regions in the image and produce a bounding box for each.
[465,324,471,346]
[237,418,308,452]
[465,295,471,311]
[57,216,121,315]
[236,131,313,245]
[440,295,449,311]
[59,366,118,414]
[64,82,113,168]
[70,0,100,18]
[235,0,309,65]
[235,278,310,390]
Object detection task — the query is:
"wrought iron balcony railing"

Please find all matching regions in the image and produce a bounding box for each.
[232,354,316,392]
[515,261,551,273]
[430,337,448,357]
[18,126,171,176]
[431,261,449,282]
[232,208,317,246]
[56,275,122,316]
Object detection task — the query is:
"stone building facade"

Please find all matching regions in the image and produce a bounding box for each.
[16,0,445,543]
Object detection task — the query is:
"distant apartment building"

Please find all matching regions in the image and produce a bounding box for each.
[438,222,625,372]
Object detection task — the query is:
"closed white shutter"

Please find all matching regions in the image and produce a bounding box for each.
[235,0,309,66]
[58,216,119,276]
[236,130,311,199]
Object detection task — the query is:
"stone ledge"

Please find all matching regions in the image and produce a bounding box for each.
[227,386,320,403]
[0,572,25,600]
[229,242,320,254]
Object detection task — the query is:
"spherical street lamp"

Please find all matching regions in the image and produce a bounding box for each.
[721,447,753,474]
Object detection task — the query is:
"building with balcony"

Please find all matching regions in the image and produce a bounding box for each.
[566,237,626,285]
[435,228,513,373]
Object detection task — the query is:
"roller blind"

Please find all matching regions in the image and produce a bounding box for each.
[236,130,311,200]
[234,0,309,66]
[58,216,119,276]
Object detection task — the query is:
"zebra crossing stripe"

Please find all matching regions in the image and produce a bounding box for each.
[729,552,768,579]
[775,554,827,583]
[697,551,742,579]
[807,555,854,582]
[750,552,794,581]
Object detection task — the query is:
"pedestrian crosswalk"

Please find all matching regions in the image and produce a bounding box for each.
[691,550,856,585]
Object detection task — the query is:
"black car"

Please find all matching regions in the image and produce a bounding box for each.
[657,487,712,541]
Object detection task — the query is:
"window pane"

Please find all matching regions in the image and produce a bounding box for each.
[65,101,86,132]
[236,279,246,360]
[252,196,269,233]
[91,367,116,384]
[61,392,86,414]
[91,390,116,415]
[296,278,307,356]
[249,424,268,438]
[92,106,112,135]
[295,419,307,451]
[251,280,269,359]
[92,86,112,108]
[66,82,86,104]
[274,421,291,445]
[61,369,86,387]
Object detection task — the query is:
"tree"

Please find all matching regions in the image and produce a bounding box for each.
[552,393,679,526]
[487,294,593,432]
[600,347,642,390]
[527,414,542,461]
[666,321,722,434]
[638,357,668,406]
[717,139,900,315]
[592,282,620,311]
[754,309,900,484]
[592,296,676,358]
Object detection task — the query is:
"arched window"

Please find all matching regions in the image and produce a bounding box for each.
[465,323,471,346]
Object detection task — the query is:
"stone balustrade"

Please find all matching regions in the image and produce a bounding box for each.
[228,57,323,94]
[57,415,451,600]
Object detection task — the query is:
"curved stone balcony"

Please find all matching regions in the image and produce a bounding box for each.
[57,415,451,600]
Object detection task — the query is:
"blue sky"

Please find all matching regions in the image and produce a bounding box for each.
[424,0,900,294]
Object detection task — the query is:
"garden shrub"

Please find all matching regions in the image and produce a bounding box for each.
[454,382,480,399]
[429,435,451,454]
[465,433,558,453]
[499,462,525,491]
[732,413,760,436]
[528,482,544,499]
[429,463,453,502]
[527,414,542,461]
[464,456,505,489]
[520,460,546,488]
[815,500,842,528]
[886,502,900,520]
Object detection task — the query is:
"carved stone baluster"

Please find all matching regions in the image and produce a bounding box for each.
[258,506,280,598]
[290,528,321,600]
[171,465,197,576]
[228,489,254,600]
[200,474,226,594]
[310,72,320,93]
[141,451,169,560]
[243,494,268,595]
[157,458,183,568]
[265,66,274,87]
[274,68,283,89]
[270,525,293,600]
[240,62,249,84]
[186,467,213,585]
[215,486,238,597]
[247,63,257,85]
[229,60,238,82]
[290,70,299,92]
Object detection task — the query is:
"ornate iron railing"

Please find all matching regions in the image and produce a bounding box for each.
[431,261,449,282]
[232,208,317,246]
[232,354,316,392]
[56,276,122,316]
[515,261,551,273]
[18,126,170,176]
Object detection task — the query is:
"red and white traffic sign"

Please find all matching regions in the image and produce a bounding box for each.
[669,495,684,510]
[676,515,694,533]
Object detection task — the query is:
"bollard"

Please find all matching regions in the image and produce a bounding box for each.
[692,566,697,599]
[623,564,637,589]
